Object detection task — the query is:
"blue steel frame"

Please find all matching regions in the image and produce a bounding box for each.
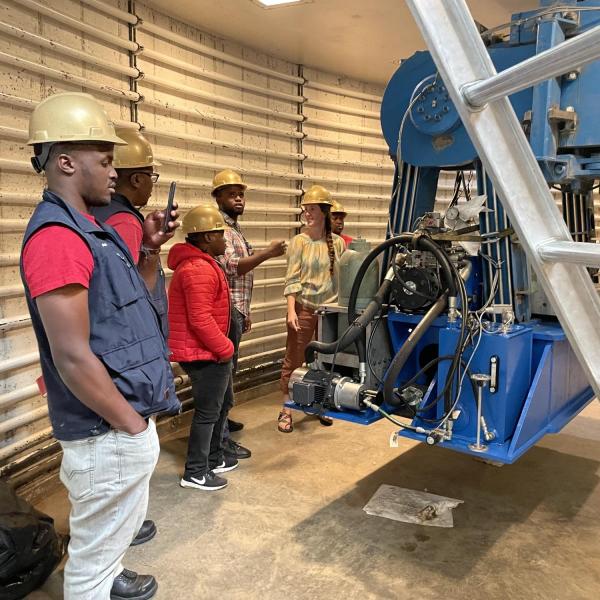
[288,2,599,464]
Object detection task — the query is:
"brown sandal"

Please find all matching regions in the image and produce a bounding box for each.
[277,410,293,433]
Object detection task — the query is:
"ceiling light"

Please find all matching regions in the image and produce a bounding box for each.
[252,0,312,8]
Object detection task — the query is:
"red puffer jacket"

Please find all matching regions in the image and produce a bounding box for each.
[167,242,233,363]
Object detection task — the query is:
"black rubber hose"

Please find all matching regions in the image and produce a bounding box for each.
[304,278,392,364]
[346,233,456,363]
[383,293,448,407]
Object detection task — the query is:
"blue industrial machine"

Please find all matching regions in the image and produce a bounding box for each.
[287,1,600,464]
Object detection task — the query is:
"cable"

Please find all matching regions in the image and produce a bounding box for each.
[366,314,386,385]
[363,398,420,431]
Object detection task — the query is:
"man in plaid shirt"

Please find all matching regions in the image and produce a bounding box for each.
[213,169,287,459]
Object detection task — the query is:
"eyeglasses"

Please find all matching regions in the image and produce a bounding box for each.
[131,171,160,183]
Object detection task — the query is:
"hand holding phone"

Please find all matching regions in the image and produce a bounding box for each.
[163,181,177,233]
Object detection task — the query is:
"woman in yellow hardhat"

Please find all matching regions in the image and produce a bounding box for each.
[277,185,345,433]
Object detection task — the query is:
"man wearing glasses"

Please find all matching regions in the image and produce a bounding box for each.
[92,128,169,339]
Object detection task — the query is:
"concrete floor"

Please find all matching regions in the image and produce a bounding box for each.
[31,391,600,600]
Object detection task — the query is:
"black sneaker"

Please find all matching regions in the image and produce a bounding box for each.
[227,418,244,432]
[180,471,228,491]
[110,568,157,600]
[212,455,239,474]
[224,438,252,459]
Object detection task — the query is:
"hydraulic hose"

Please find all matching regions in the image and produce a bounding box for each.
[383,293,448,407]
[304,277,392,365]
[346,233,456,363]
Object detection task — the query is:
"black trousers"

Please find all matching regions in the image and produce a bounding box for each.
[180,360,234,477]
[222,308,245,442]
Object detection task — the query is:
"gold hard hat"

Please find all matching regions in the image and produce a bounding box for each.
[113,128,161,169]
[211,169,247,196]
[27,93,126,146]
[301,184,333,206]
[182,204,227,234]
[330,200,347,215]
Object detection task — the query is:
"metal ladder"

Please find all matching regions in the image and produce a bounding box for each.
[405,0,600,397]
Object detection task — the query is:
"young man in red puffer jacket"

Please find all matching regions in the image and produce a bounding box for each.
[167,205,237,491]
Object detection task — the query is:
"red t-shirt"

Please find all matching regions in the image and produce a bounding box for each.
[105,212,142,264]
[22,212,140,300]
[341,234,354,248]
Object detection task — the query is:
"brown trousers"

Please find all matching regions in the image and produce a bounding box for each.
[279,303,318,395]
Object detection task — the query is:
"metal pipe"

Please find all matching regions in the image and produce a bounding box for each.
[140,98,302,139]
[0,406,48,437]
[143,126,303,162]
[239,332,287,350]
[0,21,140,78]
[12,0,138,51]
[538,240,600,265]
[138,21,303,85]
[468,374,491,453]
[0,385,39,410]
[304,80,381,103]
[2,358,40,382]
[305,117,382,136]
[238,347,285,365]
[305,98,379,119]
[462,24,600,108]
[305,132,388,152]
[141,73,301,122]
[154,154,390,186]
[80,0,138,24]
[250,318,286,332]
[139,48,303,103]
[0,427,53,464]
[304,155,393,171]
[0,284,25,299]
[0,313,31,331]
[0,52,140,102]
[153,179,300,197]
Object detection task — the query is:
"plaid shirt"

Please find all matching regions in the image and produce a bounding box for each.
[218,212,254,317]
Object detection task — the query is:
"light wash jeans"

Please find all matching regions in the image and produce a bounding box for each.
[59,418,160,599]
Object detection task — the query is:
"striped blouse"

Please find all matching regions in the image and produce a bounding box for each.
[283,233,346,310]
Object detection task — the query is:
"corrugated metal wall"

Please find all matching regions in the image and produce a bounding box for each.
[0,0,390,483]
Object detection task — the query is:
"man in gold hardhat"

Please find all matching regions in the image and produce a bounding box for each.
[21,92,179,599]
[330,199,353,248]
[92,128,171,338]
[211,169,287,456]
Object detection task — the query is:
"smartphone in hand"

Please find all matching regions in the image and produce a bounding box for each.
[163,181,177,233]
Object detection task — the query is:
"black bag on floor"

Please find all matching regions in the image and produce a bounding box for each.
[0,481,66,600]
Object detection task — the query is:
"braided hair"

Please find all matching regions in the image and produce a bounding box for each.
[320,204,336,276]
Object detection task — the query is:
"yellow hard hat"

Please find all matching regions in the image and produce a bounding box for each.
[330,200,347,215]
[113,128,161,169]
[27,93,126,146]
[182,204,227,234]
[211,169,247,196]
[301,184,333,206]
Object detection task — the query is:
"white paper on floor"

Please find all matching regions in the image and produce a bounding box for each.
[363,484,463,528]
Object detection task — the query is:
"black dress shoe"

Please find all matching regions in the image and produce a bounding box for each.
[110,569,157,600]
[227,418,244,432]
[224,438,251,459]
[130,520,157,546]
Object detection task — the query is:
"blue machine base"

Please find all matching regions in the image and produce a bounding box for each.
[287,319,595,464]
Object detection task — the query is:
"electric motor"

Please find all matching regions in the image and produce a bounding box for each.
[288,367,367,411]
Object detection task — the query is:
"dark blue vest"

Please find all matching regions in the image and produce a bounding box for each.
[91,193,169,338]
[20,191,179,441]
